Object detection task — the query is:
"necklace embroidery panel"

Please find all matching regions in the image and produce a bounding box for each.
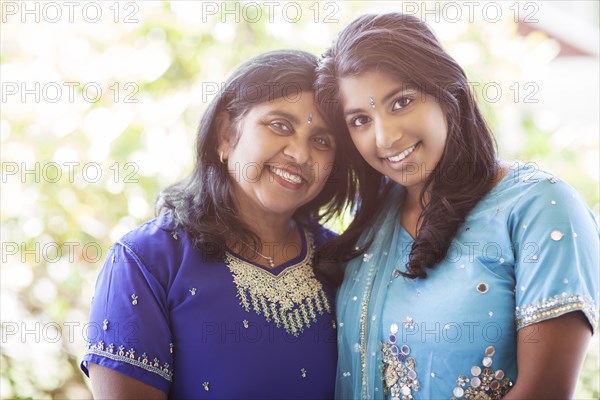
[225,231,331,337]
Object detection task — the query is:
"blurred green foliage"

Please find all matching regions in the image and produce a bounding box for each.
[1,1,598,399]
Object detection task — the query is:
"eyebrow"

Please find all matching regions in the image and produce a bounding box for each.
[343,86,415,117]
[264,111,333,136]
[264,111,300,125]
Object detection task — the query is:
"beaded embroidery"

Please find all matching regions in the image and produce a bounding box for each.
[86,340,173,381]
[515,293,598,331]
[450,346,512,399]
[382,337,420,400]
[225,231,330,336]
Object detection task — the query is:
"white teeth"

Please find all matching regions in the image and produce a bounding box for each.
[387,144,417,162]
[271,167,302,184]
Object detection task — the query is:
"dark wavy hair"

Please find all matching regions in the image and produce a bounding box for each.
[316,13,498,278]
[157,50,355,284]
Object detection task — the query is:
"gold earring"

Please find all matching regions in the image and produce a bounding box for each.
[219,151,224,164]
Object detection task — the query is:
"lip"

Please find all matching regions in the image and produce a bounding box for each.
[381,142,420,169]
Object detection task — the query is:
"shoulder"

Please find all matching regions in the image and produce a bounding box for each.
[501,165,595,219]
[115,211,193,281]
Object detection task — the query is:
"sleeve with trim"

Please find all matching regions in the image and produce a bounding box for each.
[511,176,599,333]
[81,241,173,394]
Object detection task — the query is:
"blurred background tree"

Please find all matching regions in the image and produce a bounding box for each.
[1,1,598,398]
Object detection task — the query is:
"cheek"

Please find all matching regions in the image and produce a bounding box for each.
[350,133,374,159]
[314,152,336,183]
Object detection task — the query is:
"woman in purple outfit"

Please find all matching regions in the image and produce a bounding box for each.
[81,49,354,399]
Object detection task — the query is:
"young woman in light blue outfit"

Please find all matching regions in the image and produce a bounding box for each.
[317,13,599,399]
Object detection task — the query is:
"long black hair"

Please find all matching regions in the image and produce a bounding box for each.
[157,50,355,284]
[317,13,498,278]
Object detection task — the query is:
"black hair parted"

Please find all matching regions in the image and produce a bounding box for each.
[156,50,356,285]
[316,13,498,278]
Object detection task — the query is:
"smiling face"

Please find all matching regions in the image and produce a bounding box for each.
[218,91,336,220]
[339,70,448,194]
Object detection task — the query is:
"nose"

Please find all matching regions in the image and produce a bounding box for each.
[374,118,399,149]
[283,136,312,165]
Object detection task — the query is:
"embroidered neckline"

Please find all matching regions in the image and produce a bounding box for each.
[225,230,331,336]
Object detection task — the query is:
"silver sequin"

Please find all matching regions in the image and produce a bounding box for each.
[189,288,197,295]
[102,319,109,331]
[202,382,209,391]
[550,230,564,241]
[550,200,556,205]
[453,386,465,397]
[131,294,138,306]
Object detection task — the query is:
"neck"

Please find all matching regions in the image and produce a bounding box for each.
[404,184,425,212]
[238,209,296,244]
[230,198,301,268]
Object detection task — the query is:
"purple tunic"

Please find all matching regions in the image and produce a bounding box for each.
[81,212,337,399]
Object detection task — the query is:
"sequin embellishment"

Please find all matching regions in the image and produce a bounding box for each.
[202,382,210,391]
[450,346,512,399]
[131,294,138,305]
[225,232,330,336]
[515,293,598,331]
[382,328,420,400]
[550,230,564,241]
[85,341,173,381]
[476,283,489,294]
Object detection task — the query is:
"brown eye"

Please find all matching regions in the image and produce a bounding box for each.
[392,97,413,111]
[349,115,370,127]
[312,137,331,150]
[271,121,291,132]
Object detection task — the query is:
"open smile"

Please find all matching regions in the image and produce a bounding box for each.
[270,166,304,185]
[383,142,420,163]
